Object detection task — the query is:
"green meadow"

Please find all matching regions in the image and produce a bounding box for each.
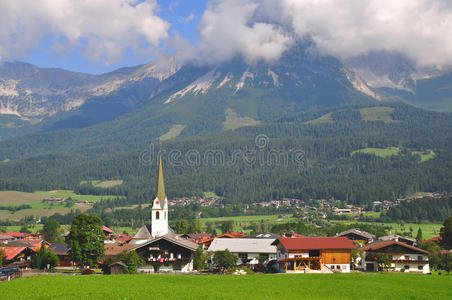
[1,273,450,299]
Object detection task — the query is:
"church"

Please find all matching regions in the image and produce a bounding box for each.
[129,149,198,273]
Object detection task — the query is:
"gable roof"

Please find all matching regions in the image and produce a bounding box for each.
[3,232,25,238]
[131,233,198,252]
[132,224,153,240]
[105,242,135,256]
[49,243,70,255]
[336,229,375,240]
[208,238,277,253]
[201,232,245,244]
[359,240,430,255]
[102,226,114,234]
[379,234,416,243]
[0,234,13,240]
[0,247,27,260]
[272,237,356,250]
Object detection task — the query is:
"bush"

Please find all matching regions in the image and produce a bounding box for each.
[400,268,405,273]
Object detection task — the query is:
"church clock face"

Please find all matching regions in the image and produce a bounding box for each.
[155,200,159,205]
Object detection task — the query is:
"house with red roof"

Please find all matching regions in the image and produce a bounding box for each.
[271,237,356,273]
[0,247,34,267]
[359,240,430,273]
[198,232,245,249]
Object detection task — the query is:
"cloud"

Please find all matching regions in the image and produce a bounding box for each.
[171,0,452,68]
[0,0,169,65]
[179,13,196,23]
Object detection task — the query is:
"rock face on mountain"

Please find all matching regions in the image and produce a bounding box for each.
[0,58,180,119]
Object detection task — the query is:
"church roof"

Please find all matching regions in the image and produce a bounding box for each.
[155,149,166,202]
[132,225,153,240]
[131,233,198,252]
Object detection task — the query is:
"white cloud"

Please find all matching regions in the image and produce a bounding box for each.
[172,0,452,68]
[0,0,169,65]
[179,13,196,23]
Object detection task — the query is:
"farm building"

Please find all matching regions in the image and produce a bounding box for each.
[379,234,416,246]
[271,237,356,273]
[0,247,34,268]
[48,243,75,267]
[359,240,430,273]
[207,237,277,271]
[336,229,375,245]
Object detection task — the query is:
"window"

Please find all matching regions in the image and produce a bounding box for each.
[309,250,320,257]
[156,211,160,220]
[331,265,335,269]
[239,253,248,261]
[259,253,269,261]
[404,265,410,270]
[418,266,423,270]
[418,256,423,261]
[404,255,410,260]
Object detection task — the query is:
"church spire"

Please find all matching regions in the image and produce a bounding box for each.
[155,144,166,201]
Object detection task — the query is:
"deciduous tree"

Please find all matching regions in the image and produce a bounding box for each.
[43,219,60,243]
[213,250,237,273]
[66,214,105,268]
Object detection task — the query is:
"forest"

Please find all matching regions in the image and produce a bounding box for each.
[1,103,452,212]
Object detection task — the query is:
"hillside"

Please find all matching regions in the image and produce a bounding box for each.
[1,103,452,206]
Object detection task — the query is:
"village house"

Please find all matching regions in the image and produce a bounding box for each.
[271,237,356,273]
[207,237,277,271]
[0,247,34,268]
[199,232,245,249]
[359,240,430,273]
[379,234,416,246]
[48,243,75,267]
[336,229,375,245]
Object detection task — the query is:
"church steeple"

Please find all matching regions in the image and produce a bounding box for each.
[151,144,169,238]
[155,148,166,203]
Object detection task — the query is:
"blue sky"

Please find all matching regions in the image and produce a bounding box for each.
[23,0,208,74]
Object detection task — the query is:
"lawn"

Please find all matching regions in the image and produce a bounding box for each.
[0,273,450,299]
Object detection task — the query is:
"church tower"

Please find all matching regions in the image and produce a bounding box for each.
[151,148,169,237]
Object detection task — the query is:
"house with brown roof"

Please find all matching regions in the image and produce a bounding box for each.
[359,240,430,273]
[271,237,356,273]
[336,229,375,245]
[199,232,245,249]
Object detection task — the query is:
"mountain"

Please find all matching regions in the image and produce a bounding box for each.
[1,45,452,206]
[0,58,180,139]
[343,51,452,112]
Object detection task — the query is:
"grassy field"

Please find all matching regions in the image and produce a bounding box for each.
[412,151,436,162]
[159,124,187,141]
[1,273,450,299]
[0,190,123,220]
[359,106,395,123]
[305,112,333,125]
[351,147,400,158]
[223,108,260,130]
[80,180,124,188]
[332,220,442,239]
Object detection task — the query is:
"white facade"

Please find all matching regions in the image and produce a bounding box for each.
[362,253,430,273]
[151,195,169,238]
